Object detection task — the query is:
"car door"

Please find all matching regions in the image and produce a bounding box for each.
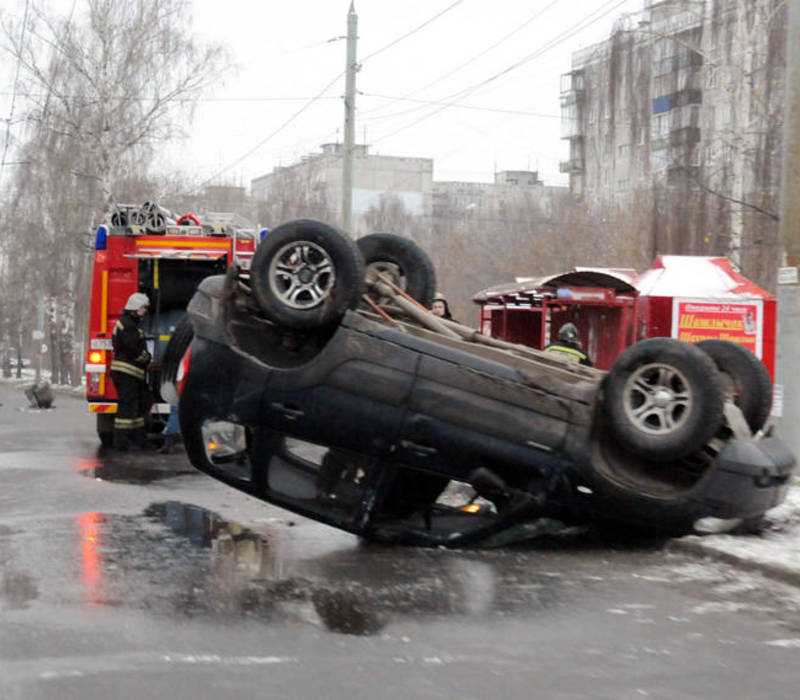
[262,323,418,456]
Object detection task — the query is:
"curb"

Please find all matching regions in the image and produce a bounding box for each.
[668,537,800,588]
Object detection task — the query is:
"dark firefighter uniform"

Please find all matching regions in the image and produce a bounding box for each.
[544,322,593,367]
[111,293,151,449]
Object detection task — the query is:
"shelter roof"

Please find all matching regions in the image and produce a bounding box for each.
[635,256,774,300]
[474,267,638,302]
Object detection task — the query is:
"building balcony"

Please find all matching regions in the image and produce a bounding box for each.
[559,158,585,174]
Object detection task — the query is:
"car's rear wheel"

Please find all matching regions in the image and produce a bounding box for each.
[159,315,193,406]
[696,339,772,433]
[357,233,436,309]
[250,219,365,329]
[604,338,725,461]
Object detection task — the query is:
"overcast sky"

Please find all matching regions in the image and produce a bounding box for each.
[2,0,645,190]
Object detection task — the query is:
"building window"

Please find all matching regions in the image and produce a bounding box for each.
[723,144,734,163]
[618,143,630,158]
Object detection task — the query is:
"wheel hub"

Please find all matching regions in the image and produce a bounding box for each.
[268,240,336,310]
[298,267,314,284]
[653,388,674,408]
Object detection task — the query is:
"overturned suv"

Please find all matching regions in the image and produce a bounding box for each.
[162,219,794,546]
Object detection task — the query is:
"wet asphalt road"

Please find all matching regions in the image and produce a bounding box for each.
[3,383,800,699]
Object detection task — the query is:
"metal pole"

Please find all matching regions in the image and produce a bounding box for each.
[780,0,800,265]
[342,2,358,234]
[776,0,800,452]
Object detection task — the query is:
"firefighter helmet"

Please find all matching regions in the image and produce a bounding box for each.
[558,322,579,344]
[124,292,150,312]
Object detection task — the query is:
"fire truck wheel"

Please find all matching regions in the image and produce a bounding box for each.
[160,315,193,405]
[604,338,725,461]
[696,339,772,433]
[357,233,436,309]
[97,413,114,447]
[250,219,365,330]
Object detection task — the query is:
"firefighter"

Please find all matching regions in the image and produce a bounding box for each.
[430,292,455,321]
[111,292,152,450]
[544,322,593,367]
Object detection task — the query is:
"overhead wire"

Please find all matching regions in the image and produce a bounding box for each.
[359,0,466,63]
[1,0,31,182]
[360,92,561,120]
[360,0,562,119]
[196,69,344,189]
[199,0,468,186]
[369,0,630,146]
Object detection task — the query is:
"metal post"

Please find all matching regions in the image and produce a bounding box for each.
[776,0,800,452]
[342,2,358,234]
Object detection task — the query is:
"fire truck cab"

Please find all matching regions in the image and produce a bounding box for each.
[85,205,258,446]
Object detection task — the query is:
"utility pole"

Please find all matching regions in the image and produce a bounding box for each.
[781,0,800,266]
[342,2,358,234]
[776,0,800,452]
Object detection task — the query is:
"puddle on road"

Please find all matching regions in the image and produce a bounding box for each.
[136,500,575,634]
[29,499,588,634]
[77,456,197,484]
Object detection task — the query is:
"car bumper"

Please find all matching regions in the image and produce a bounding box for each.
[697,437,795,519]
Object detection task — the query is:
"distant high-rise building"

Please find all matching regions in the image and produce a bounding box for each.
[560,0,786,284]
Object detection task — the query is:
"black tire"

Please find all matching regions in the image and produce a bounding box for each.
[357,233,437,308]
[250,219,365,329]
[97,413,114,446]
[159,315,193,405]
[696,339,772,433]
[604,338,725,461]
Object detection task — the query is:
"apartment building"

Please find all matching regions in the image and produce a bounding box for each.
[251,143,434,235]
[560,0,786,282]
[252,145,566,235]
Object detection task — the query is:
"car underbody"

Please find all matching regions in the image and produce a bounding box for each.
[164,221,795,547]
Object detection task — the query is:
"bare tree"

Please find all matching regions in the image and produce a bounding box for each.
[363,193,417,233]
[0,0,228,383]
[254,162,333,226]
[3,0,228,218]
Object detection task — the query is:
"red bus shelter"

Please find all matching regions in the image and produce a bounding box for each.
[474,256,776,378]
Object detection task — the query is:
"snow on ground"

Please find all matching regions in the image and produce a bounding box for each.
[680,483,800,578]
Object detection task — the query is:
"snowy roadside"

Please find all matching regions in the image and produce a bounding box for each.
[672,482,800,586]
[0,369,84,399]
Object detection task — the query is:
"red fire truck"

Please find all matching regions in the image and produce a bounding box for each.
[85,203,258,445]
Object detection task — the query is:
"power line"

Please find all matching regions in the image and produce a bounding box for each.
[196,70,344,189]
[0,90,341,104]
[197,0,466,189]
[360,0,563,119]
[360,0,466,63]
[360,92,561,119]
[1,0,31,183]
[369,0,629,146]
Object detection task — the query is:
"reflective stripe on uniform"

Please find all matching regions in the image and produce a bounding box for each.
[110,360,145,380]
[544,345,587,363]
[114,416,145,429]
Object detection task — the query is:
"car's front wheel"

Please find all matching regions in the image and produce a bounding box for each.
[604,338,725,461]
[250,219,365,329]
